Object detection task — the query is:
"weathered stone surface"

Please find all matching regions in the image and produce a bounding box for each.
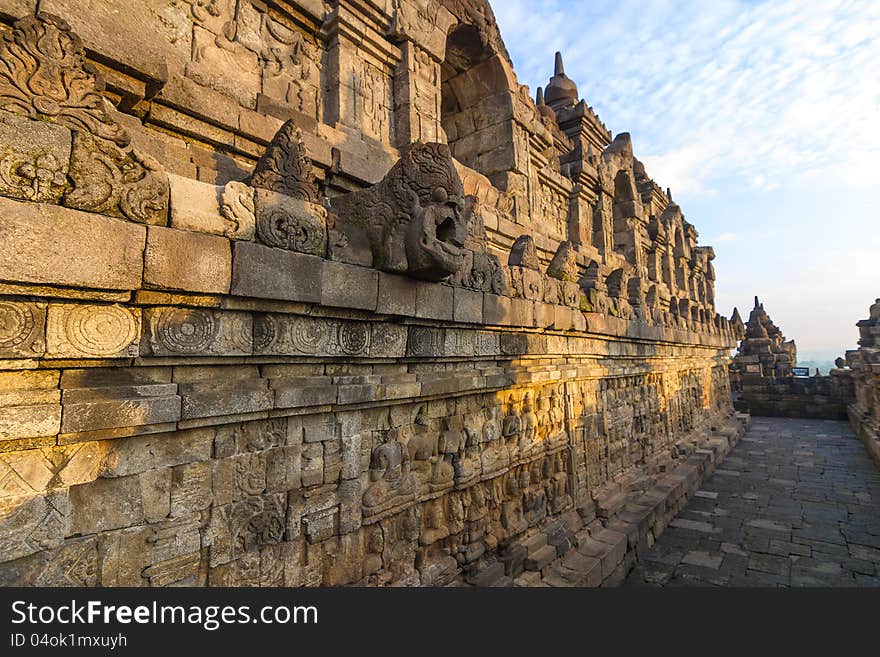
[0,490,70,562]
[143,308,252,356]
[0,197,146,290]
[0,1,36,20]
[64,132,169,226]
[40,0,191,83]
[68,475,144,534]
[187,25,260,108]
[144,226,232,294]
[254,188,328,256]
[0,301,46,358]
[0,536,97,586]
[60,383,180,434]
[321,261,378,311]
[46,303,141,359]
[220,181,256,240]
[0,113,71,204]
[231,241,323,303]
[0,371,61,444]
[168,173,226,235]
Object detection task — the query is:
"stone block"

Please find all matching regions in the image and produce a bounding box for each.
[144,226,232,294]
[524,544,557,571]
[0,490,69,562]
[377,273,417,316]
[0,442,105,498]
[508,298,534,327]
[143,308,253,356]
[41,0,192,82]
[321,261,378,311]
[187,25,261,108]
[69,476,143,534]
[99,427,215,477]
[266,446,302,493]
[453,287,483,324]
[46,304,141,359]
[98,516,201,586]
[0,301,46,359]
[0,372,62,443]
[209,493,286,567]
[369,323,408,358]
[60,383,181,434]
[534,302,555,329]
[254,314,371,358]
[0,536,97,586]
[179,379,273,421]
[0,197,146,290]
[0,1,35,19]
[415,283,454,321]
[169,461,212,517]
[483,293,510,325]
[231,241,323,303]
[140,468,171,523]
[553,304,574,331]
[0,113,71,204]
[168,173,225,235]
[273,377,337,409]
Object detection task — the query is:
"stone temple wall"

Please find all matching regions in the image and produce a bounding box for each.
[0,1,741,586]
[733,374,852,421]
[844,300,880,466]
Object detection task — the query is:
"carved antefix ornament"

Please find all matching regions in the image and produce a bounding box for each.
[249,120,328,256]
[0,13,129,147]
[0,13,169,225]
[329,143,470,281]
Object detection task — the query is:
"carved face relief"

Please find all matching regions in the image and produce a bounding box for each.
[404,186,468,281]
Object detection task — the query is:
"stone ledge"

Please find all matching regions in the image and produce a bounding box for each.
[0,197,145,291]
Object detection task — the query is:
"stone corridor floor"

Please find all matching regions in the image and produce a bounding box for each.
[625,417,880,587]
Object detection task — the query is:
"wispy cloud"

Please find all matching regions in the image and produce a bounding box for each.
[494,0,880,197]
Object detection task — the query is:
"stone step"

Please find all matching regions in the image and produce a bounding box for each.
[559,551,603,587]
[522,532,548,556]
[596,491,628,518]
[524,544,557,571]
[466,561,506,587]
[513,571,546,587]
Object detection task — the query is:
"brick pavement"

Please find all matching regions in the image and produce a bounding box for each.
[625,417,880,587]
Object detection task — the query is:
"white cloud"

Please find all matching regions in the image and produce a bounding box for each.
[493,0,880,197]
[715,233,738,243]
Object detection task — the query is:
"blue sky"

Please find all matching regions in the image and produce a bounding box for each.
[493,0,879,357]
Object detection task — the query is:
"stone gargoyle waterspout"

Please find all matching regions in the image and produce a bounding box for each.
[328,142,471,282]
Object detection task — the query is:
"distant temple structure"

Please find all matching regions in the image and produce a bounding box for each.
[732,297,797,378]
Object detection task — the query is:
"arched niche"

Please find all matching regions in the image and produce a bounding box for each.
[440,22,518,181]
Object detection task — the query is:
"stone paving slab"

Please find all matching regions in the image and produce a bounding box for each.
[625,417,880,587]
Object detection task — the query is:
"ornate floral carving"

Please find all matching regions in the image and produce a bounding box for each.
[53,304,139,358]
[254,189,327,256]
[250,120,318,202]
[253,315,371,357]
[186,0,222,23]
[149,308,219,354]
[220,181,256,240]
[330,142,470,281]
[63,132,169,225]
[0,151,66,202]
[0,14,129,147]
[0,301,44,357]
